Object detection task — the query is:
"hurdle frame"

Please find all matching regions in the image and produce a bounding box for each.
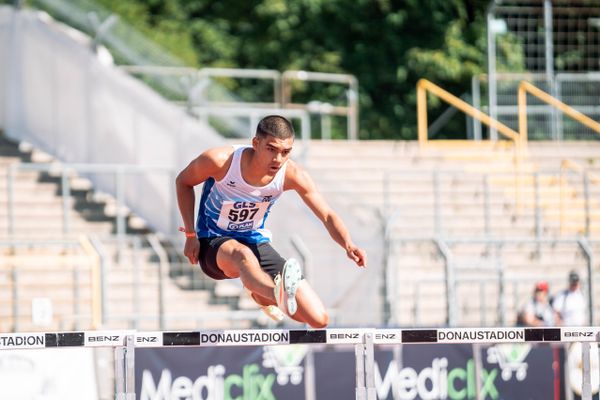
[0,327,598,400]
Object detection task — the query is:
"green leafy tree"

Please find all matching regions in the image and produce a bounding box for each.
[89,0,504,139]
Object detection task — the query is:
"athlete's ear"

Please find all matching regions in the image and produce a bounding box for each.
[252,135,260,150]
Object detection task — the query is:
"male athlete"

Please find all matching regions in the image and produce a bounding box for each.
[176,115,367,328]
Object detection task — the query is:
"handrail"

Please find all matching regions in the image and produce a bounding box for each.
[417,79,521,147]
[119,65,358,140]
[282,70,359,140]
[518,80,600,143]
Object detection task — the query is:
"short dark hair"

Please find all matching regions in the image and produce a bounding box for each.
[256,115,295,139]
[569,270,580,284]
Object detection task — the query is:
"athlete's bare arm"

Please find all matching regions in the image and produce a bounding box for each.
[284,160,367,268]
[175,146,234,264]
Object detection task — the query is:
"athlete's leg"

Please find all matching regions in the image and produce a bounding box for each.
[291,280,329,328]
[216,239,277,302]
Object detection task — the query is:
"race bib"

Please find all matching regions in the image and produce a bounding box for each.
[216,201,269,232]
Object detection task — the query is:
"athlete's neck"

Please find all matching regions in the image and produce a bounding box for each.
[240,148,277,187]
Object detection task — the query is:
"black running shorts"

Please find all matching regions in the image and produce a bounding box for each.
[198,237,287,280]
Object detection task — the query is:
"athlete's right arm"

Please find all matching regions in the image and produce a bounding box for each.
[175,146,233,264]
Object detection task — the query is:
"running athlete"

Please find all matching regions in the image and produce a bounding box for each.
[175,115,367,328]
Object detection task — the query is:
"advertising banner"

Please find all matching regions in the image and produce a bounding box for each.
[315,344,554,400]
[136,343,558,400]
[136,345,308,400]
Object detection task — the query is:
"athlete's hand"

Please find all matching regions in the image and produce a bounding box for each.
[183,237,200,265]
[346,245,367,268]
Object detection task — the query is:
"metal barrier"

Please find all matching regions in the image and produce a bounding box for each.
[2,327,599,400]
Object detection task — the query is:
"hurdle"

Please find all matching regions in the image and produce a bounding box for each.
[0,326,599,400]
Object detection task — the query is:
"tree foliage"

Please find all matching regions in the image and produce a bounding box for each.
[92,0,511,139]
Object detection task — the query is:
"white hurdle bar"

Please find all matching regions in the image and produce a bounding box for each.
[0,326,599,400]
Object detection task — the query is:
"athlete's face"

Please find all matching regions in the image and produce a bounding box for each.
[252,135,293,175]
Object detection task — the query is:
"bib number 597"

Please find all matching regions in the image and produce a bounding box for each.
[228,208,258,222]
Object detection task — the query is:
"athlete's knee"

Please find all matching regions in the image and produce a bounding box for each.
[309,310,329,329]
[231,245,257,266]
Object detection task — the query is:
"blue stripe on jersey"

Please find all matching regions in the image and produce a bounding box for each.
[196,178,215,237]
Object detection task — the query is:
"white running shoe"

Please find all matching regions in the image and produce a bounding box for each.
[274,258,302,316]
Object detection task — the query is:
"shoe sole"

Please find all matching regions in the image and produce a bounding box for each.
[281,259,302,315]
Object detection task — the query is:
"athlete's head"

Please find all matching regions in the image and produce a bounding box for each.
[252,115,294,176]
[255,115,295,140]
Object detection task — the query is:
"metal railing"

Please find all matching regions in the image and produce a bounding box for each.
[5,162,176,240]
[473,72,600,141]
[120,66,358,140]
[379,168,600,239]
[0,233,272,332]
[389,237,597,328]
[0,236,102,331]
[518,81,600,144]
[417,79,522,148]
[282,70,359,140]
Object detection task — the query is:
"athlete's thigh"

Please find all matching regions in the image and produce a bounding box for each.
[215,238,258,278]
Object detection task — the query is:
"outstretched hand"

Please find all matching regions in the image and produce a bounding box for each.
[183,237,200,265]
[346,245,367,268]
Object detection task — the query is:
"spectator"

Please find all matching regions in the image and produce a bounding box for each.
[552,270,587,326]
[517,281,557,327]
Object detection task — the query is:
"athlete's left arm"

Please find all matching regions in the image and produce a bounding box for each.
[285,160,367,268]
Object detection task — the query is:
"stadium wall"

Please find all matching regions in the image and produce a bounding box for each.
[0,6,224,233]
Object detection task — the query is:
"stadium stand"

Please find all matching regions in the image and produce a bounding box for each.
[0,133,257,331]
[304,139,600,327]
[1,2,599,334]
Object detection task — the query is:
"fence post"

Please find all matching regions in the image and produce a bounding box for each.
[583,173,590,237]
[61,168,71,235]
[7,164,15,235]
[355,340,366,400]
[147,234,168,330]
[11,265,18,332]
[434,171,442,236]
[483,174,491,236]
[534,172,542,239]
[364,333,376,400]
[582,342,592,400]
[115,335,136,400]
[116,168,126,263]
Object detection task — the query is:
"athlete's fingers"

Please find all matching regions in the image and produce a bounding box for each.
[347,247,367,268]
[349,248,366,268]
[184,239,200,265]
[357,248,367,268]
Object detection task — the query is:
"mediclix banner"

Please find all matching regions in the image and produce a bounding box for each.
[136,342,563,400]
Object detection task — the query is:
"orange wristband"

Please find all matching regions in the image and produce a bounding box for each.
[178,227,196,238]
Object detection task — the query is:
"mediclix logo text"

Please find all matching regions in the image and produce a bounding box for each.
[140,364,276,400]
[375,358,499,399]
